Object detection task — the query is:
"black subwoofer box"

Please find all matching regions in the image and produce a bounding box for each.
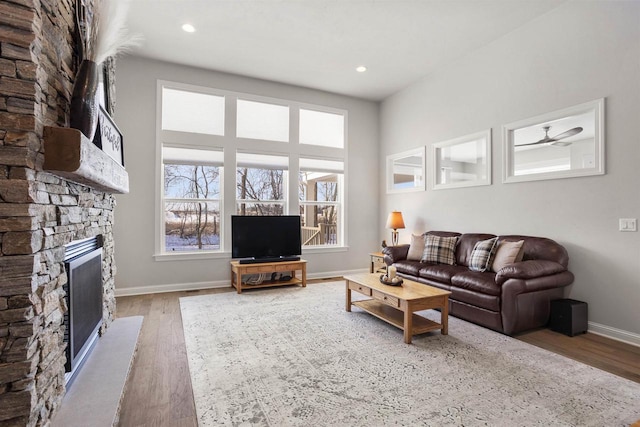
[549,299,588,337]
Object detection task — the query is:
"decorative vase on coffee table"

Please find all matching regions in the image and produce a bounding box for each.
[69,59,100,141]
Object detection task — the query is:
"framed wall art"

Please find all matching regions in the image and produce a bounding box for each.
[93,105,124,167]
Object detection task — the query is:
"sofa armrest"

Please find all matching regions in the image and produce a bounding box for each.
[382,245,410,265]
[495,260,567,286]
[500,271,574,334]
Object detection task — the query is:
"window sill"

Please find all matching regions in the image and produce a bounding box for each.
[153,246,349,262]
[154,251,230,262]
[302,245,348,254]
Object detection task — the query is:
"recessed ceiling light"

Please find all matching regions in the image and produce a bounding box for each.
[356,66,367,73]
[182,23,196,33]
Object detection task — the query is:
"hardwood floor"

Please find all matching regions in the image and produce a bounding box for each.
[116,287,227,427]
[516,327,640,383]
[116,280,640,427]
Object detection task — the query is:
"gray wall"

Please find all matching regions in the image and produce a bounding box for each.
[113,57,379,294]
[380,1,640,339]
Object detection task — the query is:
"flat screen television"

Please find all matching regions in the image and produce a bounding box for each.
[231,215,302,263]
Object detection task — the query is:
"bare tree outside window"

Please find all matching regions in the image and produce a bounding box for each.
[164,164,221,251]
[236,167,285,215]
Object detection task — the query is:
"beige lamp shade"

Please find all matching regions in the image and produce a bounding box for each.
[386,211,405,230]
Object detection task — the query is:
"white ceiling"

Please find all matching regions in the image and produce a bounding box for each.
[125,0,566,101]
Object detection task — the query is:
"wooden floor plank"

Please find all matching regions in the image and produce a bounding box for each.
[516,328,640,383]
[116,280,640,426]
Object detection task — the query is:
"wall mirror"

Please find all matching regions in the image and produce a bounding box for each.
[503,98,605,183]
[386,147,425,193]
[431,130,491,190]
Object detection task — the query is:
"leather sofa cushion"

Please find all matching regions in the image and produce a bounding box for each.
[394,260,423,277]
[382,245,409,264]
[497,235,569,267]
[450,299,502,330]
[425,231,461,239]
[451,271,500,296]
[418,264,468,284]
[495,260,568,286]
[451,288,500,312]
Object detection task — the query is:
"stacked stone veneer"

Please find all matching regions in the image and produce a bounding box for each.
[0,0,117,425]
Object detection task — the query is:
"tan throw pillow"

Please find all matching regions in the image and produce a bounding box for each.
[407,234,426,261]
[491,240,525,272]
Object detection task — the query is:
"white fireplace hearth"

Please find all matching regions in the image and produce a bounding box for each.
[52,316,143,427]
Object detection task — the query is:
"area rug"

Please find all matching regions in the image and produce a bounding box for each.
[180,281,640,426]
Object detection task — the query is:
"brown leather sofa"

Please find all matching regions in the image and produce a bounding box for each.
[382,231,574,335]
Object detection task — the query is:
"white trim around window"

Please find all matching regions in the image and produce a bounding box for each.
[155,80,349,259]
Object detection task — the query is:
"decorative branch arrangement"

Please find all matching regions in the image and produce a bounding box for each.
[69,0,141,142]
[75,0,142,64]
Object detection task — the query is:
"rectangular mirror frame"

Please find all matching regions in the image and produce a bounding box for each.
[431,129,492,190]
[386,147,426,194]
[502,98,605,184]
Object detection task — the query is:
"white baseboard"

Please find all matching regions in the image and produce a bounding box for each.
[115,280,230,297]
[588,321,640,347]
[114,268,367,297]
[307,268,367,280]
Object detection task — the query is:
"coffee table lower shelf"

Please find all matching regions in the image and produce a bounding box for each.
[352,299,442,336]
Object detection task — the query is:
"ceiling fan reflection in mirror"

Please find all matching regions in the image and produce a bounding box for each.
[517,125,583,148]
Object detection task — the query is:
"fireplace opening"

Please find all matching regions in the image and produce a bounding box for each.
[63,236,103,385]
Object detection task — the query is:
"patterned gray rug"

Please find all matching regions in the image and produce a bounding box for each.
[180,281,640,426]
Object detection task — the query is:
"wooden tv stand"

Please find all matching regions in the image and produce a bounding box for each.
[230,259,307,294]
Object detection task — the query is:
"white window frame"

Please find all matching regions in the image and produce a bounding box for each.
[161,145,223,255]
[299,174,344,249]
[236,97,290,143]
[299,107,346,149]
[155,80,348,260]
[236,152,289,216]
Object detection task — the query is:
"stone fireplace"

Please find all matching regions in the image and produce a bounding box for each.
[0,0,120,425]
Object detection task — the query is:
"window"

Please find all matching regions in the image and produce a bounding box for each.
[236,99,289,142]
[157,81,347,258]
[162,147,222,252]
[299,158,343,246]
[236,152,288,215]
[162,88,225,135]
[299,108,344,148]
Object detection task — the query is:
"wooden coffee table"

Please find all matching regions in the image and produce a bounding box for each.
[344,273,451,344]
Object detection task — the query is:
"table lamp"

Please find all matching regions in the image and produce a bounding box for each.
[386,211,405,246]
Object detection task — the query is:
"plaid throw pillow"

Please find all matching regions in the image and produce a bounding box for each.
[468,237,498,272]
[421,235,458,265]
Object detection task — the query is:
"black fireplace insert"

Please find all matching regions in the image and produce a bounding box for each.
[63,236,103,380]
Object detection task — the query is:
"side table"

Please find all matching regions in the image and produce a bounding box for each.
[369,252,386,274]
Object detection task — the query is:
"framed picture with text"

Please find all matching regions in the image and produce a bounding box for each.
[93,105,125,167]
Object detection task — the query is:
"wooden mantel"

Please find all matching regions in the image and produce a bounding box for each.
[43,127,129,194]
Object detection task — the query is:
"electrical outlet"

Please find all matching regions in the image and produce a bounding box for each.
[619,218,637,232]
